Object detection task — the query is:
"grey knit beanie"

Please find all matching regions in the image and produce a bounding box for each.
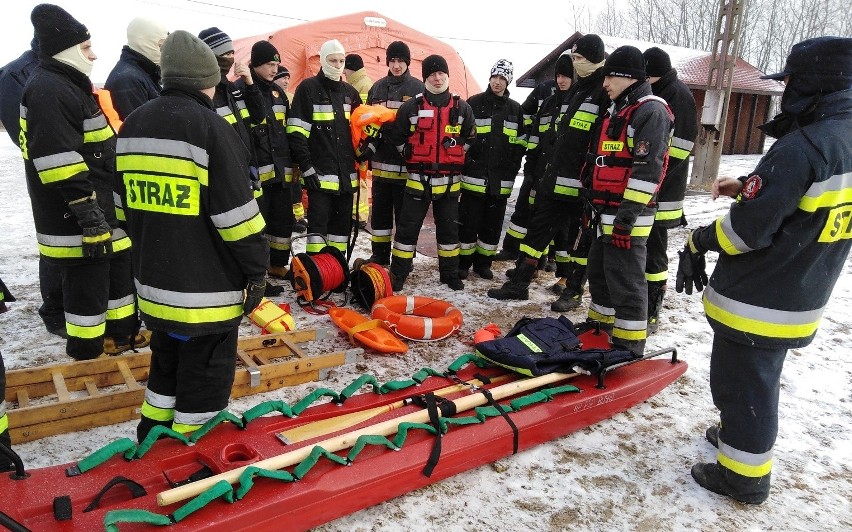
[161,30,221,91]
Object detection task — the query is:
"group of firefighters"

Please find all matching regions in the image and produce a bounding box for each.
[1,2,851,509]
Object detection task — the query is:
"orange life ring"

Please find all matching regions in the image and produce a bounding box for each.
[371,295,463,341]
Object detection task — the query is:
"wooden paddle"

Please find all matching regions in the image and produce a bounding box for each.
[277,374,513,444]
[158,370,579,507]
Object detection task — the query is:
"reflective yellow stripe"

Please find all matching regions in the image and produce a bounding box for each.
[518,243,544,259]
[613,327,647,341]
[83,127,114,143]
[141,400,174,422]
[645,271,668,282]
[313,112,334,121]
[138,298,242,324]
[124,174,201,216]
[171,422,203,434]
[82,232,110,245]
[39,162,89,184]
[66,321,106,339]
[436,247,458,258]
[38,243,84,259]
[655,208,683,221]
[117,154,208,185]
[0,414,8,434]
[669,146,691,160]
[714,217,745,256]
[106,302,136,321]
[113,235,132,253]
[392,247,415,259]
[718,453,772,478]
[217,212,265,242]
[286,124,310,138]
[703,291,821,340]
[587,309,615,324]
[623,189,653,204]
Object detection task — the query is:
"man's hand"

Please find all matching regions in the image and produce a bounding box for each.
[610,221,632,250]
[68,194,112,259]
[675,232,709,295]
[243,277,266,316]
[301,170,321,191]
[234,60,252,85]
[712,177,744,200]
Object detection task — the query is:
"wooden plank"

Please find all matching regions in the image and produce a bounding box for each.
[5,366,150,403]
[84,379,100,396]
[231,350,350,391]
[10,405,142,444]
[6,352,152,388]
[15,389,29,409]
[52,371,70,402]
[8,389,145,429]
[116,360,142,390]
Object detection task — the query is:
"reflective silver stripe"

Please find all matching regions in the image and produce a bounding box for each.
[704,286,825,326]
[418,109,435,118]
[802,171,852,202]
[145,389,176,409]
[457,116,465,125]
[108,294,136,310]
[37,233,82,246]
[174,410,220,426]
[614,318,646,331]
[372,161,406,173]
[65,311,106,327]
[301,166,316,177]
[475,118,491,126]
[113,191,124,208]
[671,136,694,151]
[719,214,753,253]
[555,250,569,259]
[626,178,658,194]
[527,134,540,145]
[215,106,232,117]
[267,235,291,246]
[117,137,209,168]
[461,176,486,186]
[33,151,85,171]
[313,104,334,113]
[500,179,515,190]
[589,301,615,317]
[210,200,261,229]
[555,176,582,189]
[327,234,348,246]
[306,234,325,246]
[135,281,243,308]
[258,164,274,175]
[393,242,417,252]
[112,228,128,242]
[83,115,109,131]
[318,174,341,184]
[371,228,392,237]
[657,200,683,211]
[343,104,351,113]
[718,440,773,467]
[438,243,459,251]
[384,100,404,109]
[579,102,600,114]
[272,105,286,114]
[476,240,498,252]
[19,104,27,119]
[235,101,247,110]
[507,222,527,235]
[627,125,636,138]
[504,121,519,130]
[0,400,6,417]
[540,116,553,125]
[287,117,312,131]
[599,214,656,227]
[459,242,476,251]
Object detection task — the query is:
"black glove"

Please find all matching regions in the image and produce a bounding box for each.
[301,170,321,191]
[248,166,261,191]
[675,232,709,295]
[401,143,413,160]
[243,277,266,316]
[610,221,632,250]
[68,194,112,259]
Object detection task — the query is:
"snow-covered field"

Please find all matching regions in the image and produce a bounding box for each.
[1,131,850,531]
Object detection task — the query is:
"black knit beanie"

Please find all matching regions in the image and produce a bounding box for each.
[30,3,90,57]
[602,46,647,80]
[572,34,605,64]
[555,53,575,79]
[161,30,221,91]
[273,65,290,80]
[421,54,449,80]
[386,40,411,66]
[198,27,233,56]
[345,54,364,71]
[643,47,672,77]
[251,40,280,66]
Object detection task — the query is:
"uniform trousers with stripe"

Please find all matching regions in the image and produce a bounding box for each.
[500,173,537,254]
[137,329,238,442]
[56,251,136,360]
[38,257,65,334]
[518,196,584,276]
[645,223,669,284]
[390,191,459,279]
[256,183,294,268]
[586,235,648,355]
[710,335,785,487]
[0,351,10,465]
[305,189,354,254]
[369,180,406,262]
[458,192,508,271]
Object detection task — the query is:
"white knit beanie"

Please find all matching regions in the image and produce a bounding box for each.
[320,39,346,81]
[127,17,169,65]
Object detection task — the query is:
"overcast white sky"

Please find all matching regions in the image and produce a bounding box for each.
[4,1,592,87]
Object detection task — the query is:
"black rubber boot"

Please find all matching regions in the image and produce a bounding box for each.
[488,259,536,300]
[440,273,464,290]
[458,255,473,280]
[706,425,719,448]
[691,463,770,504]
[647,281,666,334]
[551,288,582,312]
[551,263,587,311]
[473,255,494,280]
[494,235,520,262]
[0,430,14,472]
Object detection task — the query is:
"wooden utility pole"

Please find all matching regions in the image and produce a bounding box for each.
[691,0,749,187]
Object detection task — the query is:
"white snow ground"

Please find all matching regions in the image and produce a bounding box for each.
[1,131,851,531]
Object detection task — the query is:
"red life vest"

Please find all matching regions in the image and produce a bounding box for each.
[406,94,466,174]
[591,95,671,207]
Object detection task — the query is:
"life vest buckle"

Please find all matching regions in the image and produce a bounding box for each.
[595,155,607,168]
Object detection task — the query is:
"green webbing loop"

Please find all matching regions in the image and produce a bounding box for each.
[189,411,244,443]
[241,400,295,424]
[409,367,444,383]
[338,375,382,401]
[171,480,234,523]
[391,422,438,448]
[347,434,398,461]
[292,446,350,479]
[76,438,136,474]
[447,353,489,373]
[104,509,172,531]
[128,426,189,460]
[292,388,341,415]
[509,391,550,410]
[541,384,581,398]
[235,466,295,500]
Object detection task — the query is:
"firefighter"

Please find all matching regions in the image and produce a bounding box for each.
[583,46,673,356]
[22,4,147,360]
[642,47,697,333]
[116,30,269,441]
[384,54,476,291]
[236,41,294,277]
[287,39,362,255]
[364,41,424,266]
[343,53,374,230]
[0,350,10,472]
[458,59,526,280]
[272,65,305,233]
[679,36,852,504]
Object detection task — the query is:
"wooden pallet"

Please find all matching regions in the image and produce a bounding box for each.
[5,328,360,444]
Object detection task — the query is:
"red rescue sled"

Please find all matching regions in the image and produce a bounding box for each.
[0,352,686,531]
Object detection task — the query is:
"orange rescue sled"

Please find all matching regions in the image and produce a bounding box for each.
[328,307,408,354]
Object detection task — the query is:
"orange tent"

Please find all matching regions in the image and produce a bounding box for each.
[233,11,481,99]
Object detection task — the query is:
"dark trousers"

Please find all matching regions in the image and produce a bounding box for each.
[369,180,405,261]
[257,183,294,268]
[391,192,460,279]
[645,223,669,283]
[305,189,354,254]
[38,256,65,333]
[587,236,648,355]
[458,192,507,270]
[710,335,785,478]
[518,196,583,261]
[57,251,136,360]
[0,351,10,459]
[137,329,238,441]
[500,173,537,253]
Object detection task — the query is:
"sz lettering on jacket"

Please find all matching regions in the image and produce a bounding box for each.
[819,205,852,243]
[125,175,200,215]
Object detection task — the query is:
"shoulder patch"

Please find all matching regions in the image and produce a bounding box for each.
[741,174,763,200]
[634,140,650,157]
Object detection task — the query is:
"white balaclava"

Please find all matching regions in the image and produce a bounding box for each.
[53,43,94,77]
[320,39,346,81]
[127,17,169,66]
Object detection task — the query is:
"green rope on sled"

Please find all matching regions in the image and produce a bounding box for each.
[235,466,296,500]
[104,509,173,531]
[74,438,137,474]
[241,400,296,423]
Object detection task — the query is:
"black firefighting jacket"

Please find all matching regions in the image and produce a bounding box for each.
[366,70,424,183]
[236,73,292,186]
[104,46,161,120]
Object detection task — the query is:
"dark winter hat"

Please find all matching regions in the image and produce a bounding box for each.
[198,27,233,56]
[602,45,647,80]
[30,3,90,58]
[421,54,449,80]
[490,59,513,85]
[572,34,605,64]
[160,30,221,91]
[761,36,852,84]
[250,40,280,66]
[386,40,411,66]
[273,65,290,80]
[345,53,364,71]
[555,53,575,78]
[643,47,672,77]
